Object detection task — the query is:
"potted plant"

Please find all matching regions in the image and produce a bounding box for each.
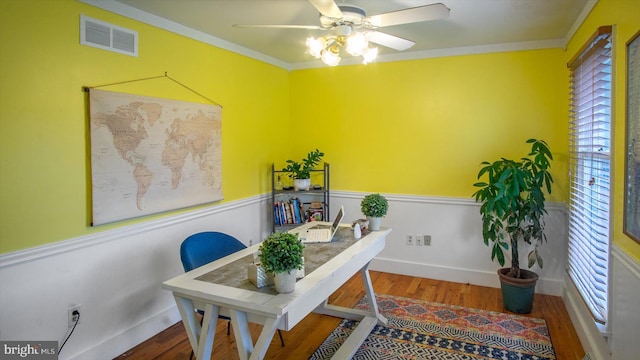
[282,149,324,191]
[360,193,389,231]
[258,232,305,293]
[472,138,553,313]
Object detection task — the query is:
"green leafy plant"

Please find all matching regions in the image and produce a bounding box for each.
[472,139,554,279]
[259,232,305,274]
[282,149,324,179]
[360,193,389,218]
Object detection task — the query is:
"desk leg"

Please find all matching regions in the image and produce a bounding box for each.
[230,310,280,360]
[229,310,252,360]
[197,303,218,360]
[310,261,388,359]
[173,295,199,352]
[173,295,218,360]
[313,261,388,326]
[360,262,388,326]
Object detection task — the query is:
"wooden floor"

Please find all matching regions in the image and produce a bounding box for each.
[115,271,584,360]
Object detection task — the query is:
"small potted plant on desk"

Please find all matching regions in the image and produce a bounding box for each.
[360,193,388,231]
[472,138,554,313]
[282,149,324,191]
[259,232,305,293]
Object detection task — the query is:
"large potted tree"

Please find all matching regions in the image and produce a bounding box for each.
[472,138,553,313]
[259,232,305,293]
[282,149,324,191]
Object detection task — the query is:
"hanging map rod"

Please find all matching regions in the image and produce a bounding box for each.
[83,72,222,107]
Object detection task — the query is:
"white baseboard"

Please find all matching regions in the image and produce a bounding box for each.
[68,306,181,360]
[563,274,611,360]
[371,257,565,296]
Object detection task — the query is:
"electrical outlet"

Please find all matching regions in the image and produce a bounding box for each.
[416,234,423,246]
[424,235,432,246]
[68,305,81,328]
[407,234,415,245]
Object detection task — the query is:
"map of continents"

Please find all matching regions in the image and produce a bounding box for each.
[89,89,222,225]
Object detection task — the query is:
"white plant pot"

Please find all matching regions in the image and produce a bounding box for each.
[293,178,310,191]
[367,216,382,231]
[274,271,297,293]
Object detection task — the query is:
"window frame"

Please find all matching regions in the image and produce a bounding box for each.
[567,26,613,326]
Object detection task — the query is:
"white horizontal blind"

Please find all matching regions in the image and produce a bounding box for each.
[567,26,612,325]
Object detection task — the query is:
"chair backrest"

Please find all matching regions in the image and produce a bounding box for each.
[180,232,247,272]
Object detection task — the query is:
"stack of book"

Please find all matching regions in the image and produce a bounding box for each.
[273,198,324,225]
[274,198,304,225]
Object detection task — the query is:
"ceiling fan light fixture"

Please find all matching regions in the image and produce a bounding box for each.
[236,0,451,66]
[361,46,378,64]
[346,32,368,56]
[307,28,376,66]
[306,36,325,58]
[320,48,341,66]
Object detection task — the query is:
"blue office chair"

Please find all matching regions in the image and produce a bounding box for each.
[179,232,284,359]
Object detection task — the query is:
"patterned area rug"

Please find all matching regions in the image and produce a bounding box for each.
[310,294,556,360]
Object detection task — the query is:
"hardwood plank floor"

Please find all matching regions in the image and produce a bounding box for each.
[115,271,584,360]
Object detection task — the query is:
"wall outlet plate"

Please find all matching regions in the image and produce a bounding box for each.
[407,234,415,245]
[68,305,81,328]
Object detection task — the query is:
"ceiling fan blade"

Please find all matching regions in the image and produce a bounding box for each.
[233,24,323,30]
[366,31,415,51]
[308,0,343,19]
[368,3,450,28]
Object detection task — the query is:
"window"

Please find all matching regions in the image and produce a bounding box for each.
[567,26,612,325]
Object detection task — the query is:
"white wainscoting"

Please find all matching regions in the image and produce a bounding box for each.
[332,191,568,296]
[557,246,640,360]
[0,195,271,360]
[610,246,640,359]
[0,191,570,360]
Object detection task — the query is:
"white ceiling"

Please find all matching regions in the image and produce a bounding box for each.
[94,0,592,69]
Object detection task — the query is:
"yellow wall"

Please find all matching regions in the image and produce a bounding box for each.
[3,0,634,261]
[0,0,291,253]
[565,0,640,260]
[289,49,569,199]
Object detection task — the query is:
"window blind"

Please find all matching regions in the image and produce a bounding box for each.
[567,26,612,325]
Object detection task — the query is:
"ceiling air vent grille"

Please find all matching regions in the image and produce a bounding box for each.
[80,15,138,57]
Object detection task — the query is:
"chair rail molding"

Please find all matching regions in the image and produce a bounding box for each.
[0,194,269,269]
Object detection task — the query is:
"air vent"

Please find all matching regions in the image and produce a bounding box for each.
[80,15,138,57]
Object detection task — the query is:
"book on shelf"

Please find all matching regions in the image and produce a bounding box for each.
[274,198,320,226]
[291,198,303,224]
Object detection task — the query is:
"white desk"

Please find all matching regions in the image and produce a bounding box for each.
[162,226,391,360]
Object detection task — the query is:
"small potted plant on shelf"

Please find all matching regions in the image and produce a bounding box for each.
[360,193,388,231]
[259,232,305,293]
[472,138,554,313]
[282,149,324,191]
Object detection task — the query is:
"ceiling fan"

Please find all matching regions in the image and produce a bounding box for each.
[233,0,450,65]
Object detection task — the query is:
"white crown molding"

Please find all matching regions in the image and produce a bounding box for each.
[290,38,566,70]
[0,194,269,269]
[78,0,292,71]
[79,0,585,71]
[562,0,599,49]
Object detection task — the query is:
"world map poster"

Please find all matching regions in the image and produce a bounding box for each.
[89,89,223,225]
